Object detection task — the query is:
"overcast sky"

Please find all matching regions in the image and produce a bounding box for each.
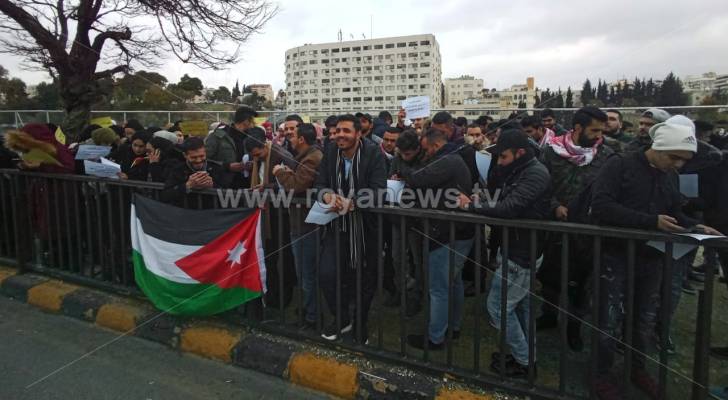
[3,0,728,93]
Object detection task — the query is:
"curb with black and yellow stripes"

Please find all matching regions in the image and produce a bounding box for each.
[0,266,504,400]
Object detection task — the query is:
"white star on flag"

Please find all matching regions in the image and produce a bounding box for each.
[226,241,247,268]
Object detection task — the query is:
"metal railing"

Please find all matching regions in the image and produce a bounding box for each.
[1,105,726,130]
[0,169,726,399]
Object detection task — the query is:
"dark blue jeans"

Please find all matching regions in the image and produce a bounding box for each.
[597,252,662,375]
[290,231,319,323]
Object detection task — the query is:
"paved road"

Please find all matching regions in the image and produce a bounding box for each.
[0,296,327,400]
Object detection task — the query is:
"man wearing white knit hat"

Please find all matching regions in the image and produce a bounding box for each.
[588,120,721,400]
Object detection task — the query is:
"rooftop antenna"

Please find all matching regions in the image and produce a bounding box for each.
[338,29,342,42]
[370,15,373,39]
[350,33,354,40]
[362,33,366,39]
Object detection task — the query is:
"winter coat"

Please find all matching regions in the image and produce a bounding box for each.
[469,155,552,267]
[275,145,323,235]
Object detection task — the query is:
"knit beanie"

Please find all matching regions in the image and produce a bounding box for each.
[650,122,697,153]
[153,130,178,144]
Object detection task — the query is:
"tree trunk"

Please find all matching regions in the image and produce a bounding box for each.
[59,72,103,143]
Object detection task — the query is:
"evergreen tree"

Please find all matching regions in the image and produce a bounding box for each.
[609,86,616,105]
[581,79,593,104]
[565,87,574,108]
[231,80,241,102]
[657,72,686,106]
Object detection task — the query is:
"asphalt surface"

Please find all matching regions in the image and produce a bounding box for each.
[0,296,328,400]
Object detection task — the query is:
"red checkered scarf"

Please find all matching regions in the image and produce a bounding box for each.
[547,131,602,166]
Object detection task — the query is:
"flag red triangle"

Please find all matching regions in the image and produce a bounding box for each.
[175,209,263,291]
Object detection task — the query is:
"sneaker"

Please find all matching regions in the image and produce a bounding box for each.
[489,357,532,379]
[711,346,728,360]
[536,313,558,330]
[407,334,444,350]
[321,320,352,341]
[594,377,623,400]
[682,280,698,295]
[631,368,660,400]
[656,335,676,355]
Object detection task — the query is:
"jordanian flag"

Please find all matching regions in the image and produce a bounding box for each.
[130,195,266,316]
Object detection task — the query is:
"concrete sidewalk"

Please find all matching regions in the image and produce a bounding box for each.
[0,295,328,400]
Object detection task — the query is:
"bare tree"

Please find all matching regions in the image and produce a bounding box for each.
[0,0,277,139]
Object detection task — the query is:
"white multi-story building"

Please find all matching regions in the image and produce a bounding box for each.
[284,34,442,116]
[444,75,484,105]
[716,74,728,92]
[246,84,275,103]
[445,77,539,119]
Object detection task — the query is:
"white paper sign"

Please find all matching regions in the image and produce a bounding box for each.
[647,233,725,260]
[386,180,405,203]
[75,145,111,160]
[401,96,430,120]
[84,157,120,179]
[475,152,492,182]
[679,174,699,198]
[304,201,340,225]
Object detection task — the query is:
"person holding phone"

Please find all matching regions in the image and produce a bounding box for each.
[160,137,232,205]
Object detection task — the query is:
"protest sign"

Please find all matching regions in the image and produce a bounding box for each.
[75,145,111,160]
[90,116,114,128]
[401,96,430,120]
[178,120,208,136]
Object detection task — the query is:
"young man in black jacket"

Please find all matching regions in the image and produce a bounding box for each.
[315,114,387,343]
[458,129,552,378]
[396,128,475,351]
[590,121,721,400]
[160,137,232,205]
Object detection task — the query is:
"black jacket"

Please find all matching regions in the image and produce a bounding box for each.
[591,151,697,231]
[160,160,233,205]
[398,143,475,247]
[314,139,387,230]
[700,150,728,227]
[454,144,480,187]
[469,156,552,267]
[371,118,390,139]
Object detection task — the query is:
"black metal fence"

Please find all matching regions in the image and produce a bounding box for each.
[0,169,726,400]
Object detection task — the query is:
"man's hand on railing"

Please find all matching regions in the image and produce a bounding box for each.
[555,205,569,221]
[694,224,723,236]
[657,215,685,233]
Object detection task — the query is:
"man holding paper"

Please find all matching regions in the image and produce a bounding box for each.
[589,120,721,399]
[314,114,386,343]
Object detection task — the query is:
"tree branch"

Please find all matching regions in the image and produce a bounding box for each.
[0,0,68,70]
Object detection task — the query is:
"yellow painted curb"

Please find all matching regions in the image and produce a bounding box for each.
[0,267,17,285]
[288,352,359,399]
[180,326,242,363]
[27,280,80,312]
[96,303,146,333]
[436,388,494,400]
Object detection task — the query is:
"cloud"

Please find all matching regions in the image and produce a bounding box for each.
[2,0,728,96]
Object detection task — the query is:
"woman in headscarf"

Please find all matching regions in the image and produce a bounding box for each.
[146,136,184,182]
[110,131,152,181]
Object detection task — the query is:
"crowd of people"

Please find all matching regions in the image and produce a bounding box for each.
[2,104,728,400]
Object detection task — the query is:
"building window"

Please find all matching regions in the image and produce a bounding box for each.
[332,48,340,53]
[342,47,350,52]
[374,44,383,49]
[343,87,351,92]
[420,40,430,45]
[353,46,361,51]
[397,95,406,100]
[397,42,406,47]
[385,43,394,48]
[408,41,417,46]
[375,96,384,101]
[408,74,417,79]
[363,45,371,50]
[420,62,430,67]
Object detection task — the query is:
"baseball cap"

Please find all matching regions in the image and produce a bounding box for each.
[491,129,531,155]
[641,108,670,123]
